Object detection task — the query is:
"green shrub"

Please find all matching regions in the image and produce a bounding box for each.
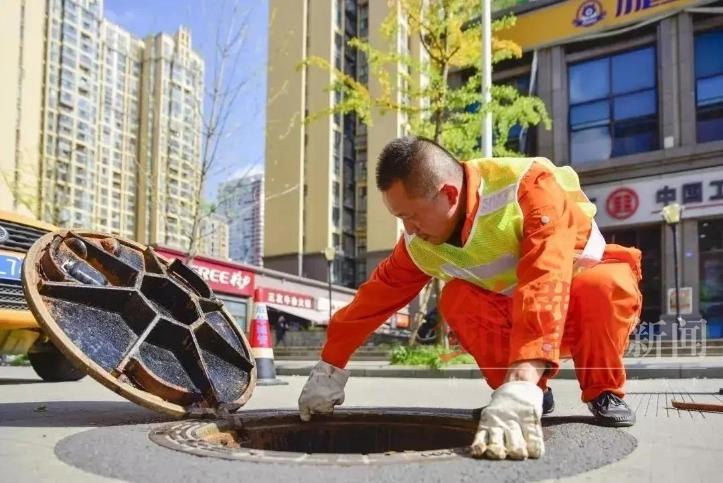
[389,345,475,369]
[8,354,30,366]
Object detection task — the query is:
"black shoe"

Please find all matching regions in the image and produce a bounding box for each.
[587,392,636,427]
[542,387,555,415]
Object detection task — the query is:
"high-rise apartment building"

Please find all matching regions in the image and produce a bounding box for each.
[1,0,203,251]
[217,173,264,266]
[198,213,230,259]
[265,0,421,288]
[0,0,47,217]
[137,26,204,249]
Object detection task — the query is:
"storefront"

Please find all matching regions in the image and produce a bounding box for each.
[152,246,411,345]
[584,165,723,338]
[153,246,255,332]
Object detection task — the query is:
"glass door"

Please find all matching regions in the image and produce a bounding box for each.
[699,219,723,338]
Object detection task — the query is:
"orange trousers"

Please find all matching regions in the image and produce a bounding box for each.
[439,260,642,402]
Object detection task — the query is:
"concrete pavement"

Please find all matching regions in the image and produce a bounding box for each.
[1,365,722,482]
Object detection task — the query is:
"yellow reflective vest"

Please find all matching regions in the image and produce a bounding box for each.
[404,157,599,296]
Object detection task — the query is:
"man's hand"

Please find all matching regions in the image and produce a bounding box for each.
[505,359,547,383]
[298,360,349,422]
[470,381,545,460]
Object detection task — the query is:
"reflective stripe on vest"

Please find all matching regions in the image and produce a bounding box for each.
[404,157,601,295]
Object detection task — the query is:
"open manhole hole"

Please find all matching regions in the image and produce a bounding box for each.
[149,408,638,466]
[151,408,481,464]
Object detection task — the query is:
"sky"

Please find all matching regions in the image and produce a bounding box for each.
[104,0,268,202]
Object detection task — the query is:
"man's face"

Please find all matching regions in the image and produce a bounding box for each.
[382,180,459,245]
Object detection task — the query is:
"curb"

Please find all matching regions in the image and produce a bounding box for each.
[276,364,723,379]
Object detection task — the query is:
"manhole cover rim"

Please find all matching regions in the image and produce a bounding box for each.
[23,230,257,418]
[149,407,477,465]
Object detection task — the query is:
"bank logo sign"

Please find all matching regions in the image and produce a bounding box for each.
[574,0,606,27]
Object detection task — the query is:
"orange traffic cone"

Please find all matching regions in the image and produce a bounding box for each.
[249,289,287,386]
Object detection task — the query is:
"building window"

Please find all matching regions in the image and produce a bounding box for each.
[695,29,723,143]
[700,219,723,338]
[333,130,342,176]
[568,46,658,165]
[500,74,536,154]
[335,33,343,71]
[359,3,369,38]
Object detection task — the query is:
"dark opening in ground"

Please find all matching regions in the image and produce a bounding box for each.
[202,412,475,454]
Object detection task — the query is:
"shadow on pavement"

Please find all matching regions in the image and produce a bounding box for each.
[0,400,176,428]
[0,377,44,385]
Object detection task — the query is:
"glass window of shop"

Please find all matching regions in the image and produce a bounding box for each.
[504,75,537,155]
[218,296,248,333]
[699,219,723,338]
[568,46,659,165]
[601,225,662,325]
[694,29,723,143]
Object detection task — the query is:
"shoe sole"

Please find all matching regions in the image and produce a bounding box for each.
[591,415,636,427]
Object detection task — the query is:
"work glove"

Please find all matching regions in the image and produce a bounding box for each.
[298,360,349,422]
[471,381,545,460]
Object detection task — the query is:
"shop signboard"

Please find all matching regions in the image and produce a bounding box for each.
[667,286,694,316]
[154,247,255,298]
[257,287,316,310]
[503,0,706,51]
[583,166,723,228]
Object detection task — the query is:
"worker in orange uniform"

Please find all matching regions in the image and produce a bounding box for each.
[298,136,643,460]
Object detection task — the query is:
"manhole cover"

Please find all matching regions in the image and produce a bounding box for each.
[23,230,256,417]
[149,408,638,466]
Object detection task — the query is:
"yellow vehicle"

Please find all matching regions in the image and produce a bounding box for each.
[0,210,85,381]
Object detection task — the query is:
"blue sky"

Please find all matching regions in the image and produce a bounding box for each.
[105,0,268,202]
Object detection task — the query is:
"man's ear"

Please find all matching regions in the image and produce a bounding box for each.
[439,184,460,207]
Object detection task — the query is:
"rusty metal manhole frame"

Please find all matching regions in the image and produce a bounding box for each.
[23,230,256,417]
[150,407,479,465]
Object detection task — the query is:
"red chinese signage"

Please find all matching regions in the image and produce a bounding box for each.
[154,247,255,298]
[606,187,639,220]
[257,287,315,310]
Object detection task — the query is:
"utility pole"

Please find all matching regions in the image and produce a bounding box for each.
[480,0,493,157]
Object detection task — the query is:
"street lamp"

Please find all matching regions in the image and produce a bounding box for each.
[661,203,683,330]
[323,246,336,323]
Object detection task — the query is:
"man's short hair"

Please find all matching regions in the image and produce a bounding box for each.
[376,136,462,198]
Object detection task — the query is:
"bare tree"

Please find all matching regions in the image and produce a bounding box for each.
[182,0,262,262]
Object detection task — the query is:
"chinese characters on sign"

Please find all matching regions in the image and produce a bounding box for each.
[655,180,723,206]
[258,288,315,310]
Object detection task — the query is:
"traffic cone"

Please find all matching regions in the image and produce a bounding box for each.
[249,289,287,386]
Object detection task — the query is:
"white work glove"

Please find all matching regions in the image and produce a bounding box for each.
[471,381,545,460]
[298,360,349,422]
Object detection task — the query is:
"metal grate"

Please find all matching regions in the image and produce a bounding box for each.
[0,220,49,252]
[0,280,28,310]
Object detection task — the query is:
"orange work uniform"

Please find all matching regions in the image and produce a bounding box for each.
[321,161,643,402]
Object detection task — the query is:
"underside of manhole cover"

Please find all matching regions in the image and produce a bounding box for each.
[149,408,638,466]
[22,230,256,417]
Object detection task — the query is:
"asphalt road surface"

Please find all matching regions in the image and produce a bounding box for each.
[1,366,722,482]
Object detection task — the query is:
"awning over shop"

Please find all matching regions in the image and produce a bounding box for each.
[266,302,329,325]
